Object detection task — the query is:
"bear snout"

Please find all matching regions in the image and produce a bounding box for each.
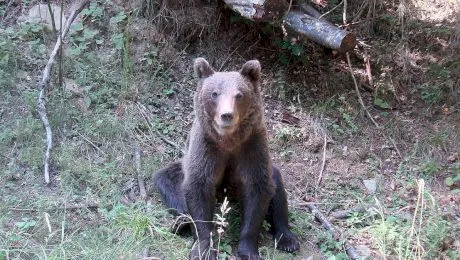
[220,112,234,124]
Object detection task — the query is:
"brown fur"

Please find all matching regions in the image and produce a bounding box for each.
[154,58,299,259]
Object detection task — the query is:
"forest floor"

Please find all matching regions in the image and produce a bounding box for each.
[0,0,459,259]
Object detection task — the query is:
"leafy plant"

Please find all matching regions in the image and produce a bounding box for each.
[18,21,43,39]
[338,108,359,133]
[317,232,347,259]
[275,39,307,65]
[110,11,127,26]
[419,84,444,105]
[0,31,19,91]
[15,218,36,230]
[444,167,460,189]
[81,2,104,22]
[373,97,390,109]
[419,161,440,176]
[69,23,100,56]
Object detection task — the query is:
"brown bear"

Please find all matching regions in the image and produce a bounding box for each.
[153,58,300,259]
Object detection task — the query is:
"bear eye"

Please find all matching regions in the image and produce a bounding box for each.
[235,92,243,99]
[211,91,219,99]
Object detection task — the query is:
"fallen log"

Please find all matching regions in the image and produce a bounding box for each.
[285,10,356,52]
[223,1,357,52]
[223,0,288,22]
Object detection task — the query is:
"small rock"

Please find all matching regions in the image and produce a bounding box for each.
[363,179,377,194]
[355,244,372,258]
[20,4,67,31]
[447,153,458,163]
[64,78,84,96]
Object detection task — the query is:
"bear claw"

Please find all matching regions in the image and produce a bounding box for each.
[275,232,300,252]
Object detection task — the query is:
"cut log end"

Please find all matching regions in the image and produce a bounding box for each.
[340,33,357,53]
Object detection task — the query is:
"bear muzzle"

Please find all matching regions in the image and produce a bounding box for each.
[213,112,240,136]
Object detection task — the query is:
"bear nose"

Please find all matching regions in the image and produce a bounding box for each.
[221,112,234,123]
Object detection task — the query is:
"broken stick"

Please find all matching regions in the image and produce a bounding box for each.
[305,203,361,260]
[37,0,90,184]
[135,142,147,200]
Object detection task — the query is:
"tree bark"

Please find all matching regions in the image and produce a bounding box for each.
[285,10,356,52]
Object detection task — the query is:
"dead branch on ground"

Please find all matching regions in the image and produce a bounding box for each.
[305,203,361,260]
[330,204,368,219]
[315,134,327,188]
[37,0,90,184]
[9,203,100,212]
[135,142,147,200]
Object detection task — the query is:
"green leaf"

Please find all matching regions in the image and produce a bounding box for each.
[83,28,98,40]
[374,98,390,109]
[15,218,36,230]
[0,53,9,64]
[445,177,454,186]
[290,44,304,56]
[110,11,127,25]
[110,33,124,50]
[72,22,84,32]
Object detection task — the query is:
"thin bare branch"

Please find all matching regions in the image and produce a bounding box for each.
[37,0,90,184]
[135,142,147,200]
[346,52,379,128]
[46,2,57,34]
[316,134,327,188]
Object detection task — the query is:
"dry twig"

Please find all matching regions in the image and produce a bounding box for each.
[135,142,147,200]
[342,0,379,129]
[9,203,99,212]
[316,134,327,188]
[37,0,90,184]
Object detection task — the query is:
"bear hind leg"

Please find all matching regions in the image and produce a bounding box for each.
[266,166,300,252]
[153,161,190,234]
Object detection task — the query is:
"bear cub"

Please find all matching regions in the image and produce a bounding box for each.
[154,58,300,259]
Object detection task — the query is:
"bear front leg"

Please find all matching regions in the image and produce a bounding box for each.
[183,179,217,260]
[238,185,272,259]
[182,134,223,260]
[266,166,300,252]
[236,138,276,259]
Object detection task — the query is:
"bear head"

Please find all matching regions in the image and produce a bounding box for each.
[193,58,264,145]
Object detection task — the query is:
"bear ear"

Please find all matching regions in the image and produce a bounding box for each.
[194,58,214,79]
[240,60,261,82]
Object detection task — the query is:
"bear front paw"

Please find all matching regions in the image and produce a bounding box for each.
[236,252,263,260]
[275,231,300,252]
